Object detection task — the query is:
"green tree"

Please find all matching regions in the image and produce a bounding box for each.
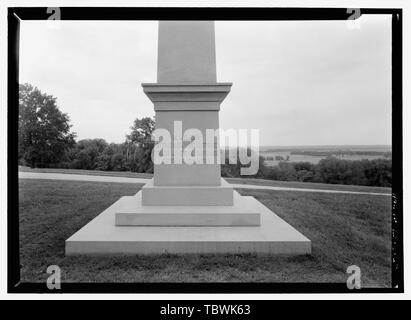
[220,147,267,178]
[364,159,392,187]
[126,117,155,173]
[69,139,108,170]
[127,117,155,146]
[18,83,76,168]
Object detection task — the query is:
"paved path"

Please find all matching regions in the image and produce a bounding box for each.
[19,172,391,197]
[19,172,150,184]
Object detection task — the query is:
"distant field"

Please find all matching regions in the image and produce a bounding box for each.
[261,153,390,166]
[260,145,392,166]
[18,179,391,285]
[18,166,391,194]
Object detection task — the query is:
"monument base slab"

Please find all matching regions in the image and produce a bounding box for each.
[66,193,311,255]
[116,191,260,226]
[142,179,233,206]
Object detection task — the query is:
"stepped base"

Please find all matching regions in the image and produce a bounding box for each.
[116,191,260,226]
[65,193,311,255]
[142,178,233,206]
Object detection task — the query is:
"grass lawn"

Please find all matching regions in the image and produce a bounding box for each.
[19,166,391,194]
[18,178,391,286]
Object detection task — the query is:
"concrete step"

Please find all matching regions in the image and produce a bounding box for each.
[65,194,311,255]
[142,178,234,206]
[115,191,260,226]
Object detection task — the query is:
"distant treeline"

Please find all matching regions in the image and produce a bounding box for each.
[222,156,392,187]
[289,150,392,157]
[262,155,289,161]
[19,136,392,188]
[58,139,154,173]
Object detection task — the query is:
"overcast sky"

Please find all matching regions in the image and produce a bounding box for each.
[19,15,392,146]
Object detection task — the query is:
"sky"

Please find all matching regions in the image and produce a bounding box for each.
[19,16,392,146]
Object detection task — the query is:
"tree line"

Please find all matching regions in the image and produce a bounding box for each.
[18,84,155,173]
[18,84,392,187]
[222,156,392,187]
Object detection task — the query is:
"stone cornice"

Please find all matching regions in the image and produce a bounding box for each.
[141,83,232,104]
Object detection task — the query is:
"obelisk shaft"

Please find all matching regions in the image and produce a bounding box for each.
[142,21,231,189]
[157,21,217,84]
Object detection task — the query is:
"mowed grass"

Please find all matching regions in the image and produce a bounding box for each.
[19,166,391,194]
[18,179,391,286]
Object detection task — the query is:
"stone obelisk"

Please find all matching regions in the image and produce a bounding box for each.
[65,21,311,255]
